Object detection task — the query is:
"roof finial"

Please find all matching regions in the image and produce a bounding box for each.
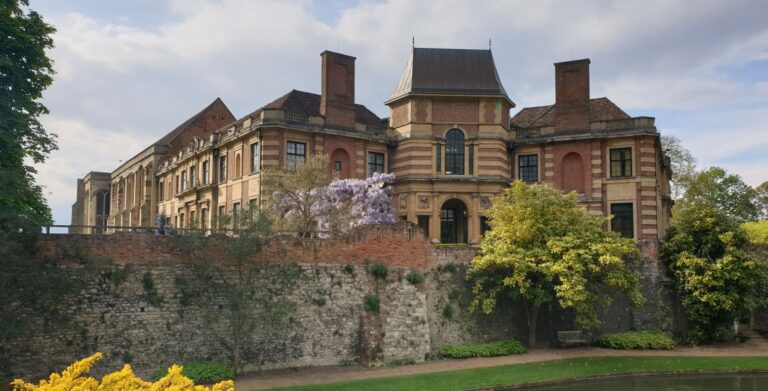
[412,36,415,48]
[489,38,492,50]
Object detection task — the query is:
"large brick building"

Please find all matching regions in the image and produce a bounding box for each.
[72,47,672,247]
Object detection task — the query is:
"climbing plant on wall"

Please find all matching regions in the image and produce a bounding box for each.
[173,213,302,375]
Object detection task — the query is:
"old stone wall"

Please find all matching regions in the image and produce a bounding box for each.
[8,225,671,380]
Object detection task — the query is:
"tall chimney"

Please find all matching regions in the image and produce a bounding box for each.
[554,59,590,132]
[320,51,356,129]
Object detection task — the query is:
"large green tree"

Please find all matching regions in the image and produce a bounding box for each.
[663,204,767,344]
[467,182,643,346]
[0,0,60,379]
[1,0,57,231]
[678,167,758,224]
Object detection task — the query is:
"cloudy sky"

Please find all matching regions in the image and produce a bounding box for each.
[30,0,768,225]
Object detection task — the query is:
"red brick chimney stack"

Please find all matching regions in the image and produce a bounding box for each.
[320,51,356,129]
[554,58,591,132]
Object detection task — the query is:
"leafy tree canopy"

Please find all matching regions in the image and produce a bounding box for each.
[1,0,58,231]
[663,204,768,344]
[467,182,643,345]
[675,167,758,224]
[661,135,697,199]
[755,181,768,220]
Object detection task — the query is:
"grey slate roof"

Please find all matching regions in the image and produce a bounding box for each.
[387,47,513,106]
[258,89,384,126]
[510,97,630,128]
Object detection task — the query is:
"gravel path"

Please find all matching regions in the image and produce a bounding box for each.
[236,333,768,390]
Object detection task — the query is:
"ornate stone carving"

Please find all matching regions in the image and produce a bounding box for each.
[399,194,407,209]
[480,196,492,209]
[418,194,430,209]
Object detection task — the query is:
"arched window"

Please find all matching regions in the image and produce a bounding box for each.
[235,153,242,178]
[445,129,465,175]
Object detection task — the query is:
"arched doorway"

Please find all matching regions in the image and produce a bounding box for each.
[330,148,351,178]
[440,199,468,244]
[561,152,584,193]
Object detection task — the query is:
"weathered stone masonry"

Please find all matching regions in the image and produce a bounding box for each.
[11,225,672,379]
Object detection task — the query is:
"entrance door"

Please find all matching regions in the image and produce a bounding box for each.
[440,199,468,243]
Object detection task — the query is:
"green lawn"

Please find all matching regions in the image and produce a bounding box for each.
[268,356,768,391]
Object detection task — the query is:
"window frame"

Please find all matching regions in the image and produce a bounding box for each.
[445,129,465,175]
[286,141,307,170]
[367,151,385,177]
[202,160,209,185]
[219,155,228,183]
[189,165,196,188]
[609,147,633,178]
[251,142,260,173]
[610,202,635,239]
[518,154,539,183]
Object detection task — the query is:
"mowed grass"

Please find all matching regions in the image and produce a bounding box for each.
[268,356,768,391]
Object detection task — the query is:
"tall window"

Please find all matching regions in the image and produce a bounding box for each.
[445,129,465,175]
[249,198,259,218]
[368,152,385,176]
[610,148,633,178]
[201,208,208,230]
[518,155,539,183]
[175,175,180,193]
[233,202,241,229]
[179,213,185,229]
[611,203,634,238]
[218,205,226,228]
[468,144,474,175]
[286,141,306,169]
[189,211,196,228]
[235,153,242,178]
[158,181,164,200]
[181,170,187,190]
[202,160,209,185]
[436,144,442,174]
[251,142,260,173]
[219,155,227,183]
[190,166,197,187]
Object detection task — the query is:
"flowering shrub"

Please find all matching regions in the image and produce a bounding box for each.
[11,352,235,391]
[272,171,396,236]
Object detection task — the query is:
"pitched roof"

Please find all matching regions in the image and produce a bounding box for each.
[258,89,383,126]
[510,97,629,128]
[387,47,513,105]
[154,97,233,146]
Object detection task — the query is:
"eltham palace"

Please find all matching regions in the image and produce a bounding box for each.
[71,47,673,248]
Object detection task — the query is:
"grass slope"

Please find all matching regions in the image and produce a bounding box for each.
[269,356,768,391]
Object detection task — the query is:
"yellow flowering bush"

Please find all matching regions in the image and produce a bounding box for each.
[11,353,235,391]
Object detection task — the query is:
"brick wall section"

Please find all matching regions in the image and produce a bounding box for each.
[552,141,592,194]
[432,99,478,124]
[34,224,437,269]
[320,51,356,129]
[554,59,591,132]
[166,100,235,158]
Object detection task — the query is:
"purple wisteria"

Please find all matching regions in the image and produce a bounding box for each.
[272,172,396,236]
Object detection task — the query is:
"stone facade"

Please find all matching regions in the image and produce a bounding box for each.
[8,225,677,380]
[72,47,671,249]
[70,171,111,234]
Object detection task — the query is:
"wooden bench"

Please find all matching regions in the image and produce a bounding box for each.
[558,330,588,347]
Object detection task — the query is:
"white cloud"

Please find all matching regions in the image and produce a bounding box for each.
[32,0,768,223]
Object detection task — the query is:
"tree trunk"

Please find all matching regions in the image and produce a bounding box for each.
[523,300,539,347]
